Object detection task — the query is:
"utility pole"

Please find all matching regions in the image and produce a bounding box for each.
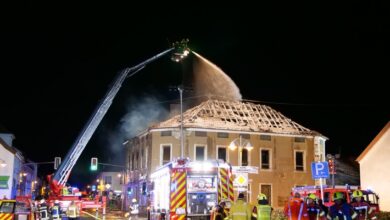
[179,86,184,158]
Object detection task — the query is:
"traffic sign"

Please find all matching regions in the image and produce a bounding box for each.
[232,166,258,174]
[311,162,329,179]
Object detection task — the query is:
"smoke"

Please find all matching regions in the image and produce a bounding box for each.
[120,96,168,138]
[192,51,242,103]
[104,96,168,158]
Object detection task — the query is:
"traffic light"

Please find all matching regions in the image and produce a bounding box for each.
[91,157,98,171]
[54,157,61,170]
[328,159,336,174]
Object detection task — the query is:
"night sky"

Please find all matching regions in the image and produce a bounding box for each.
[1,3,389,185]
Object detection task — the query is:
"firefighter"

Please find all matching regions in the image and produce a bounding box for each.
[66,201,80,220]
[213,205,225,220]
[251,193,272,220]
[219,200,229,219]
[39,199,49,220]
[284,192,309,220]
[228,193,251,220]
[306,193,325,220]
[350,190,376,220]
[50,200,61,220]
[327,192,357,220]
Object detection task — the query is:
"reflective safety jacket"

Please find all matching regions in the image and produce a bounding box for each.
[252,205,272,220]
[284,198,309,220]
[307,203,326,220]
[350,201,375,220]
[39,203,49,220]
[66,204,79,218]
[327,203,357,220]
[51,205,61,219]
[228,200,251,220]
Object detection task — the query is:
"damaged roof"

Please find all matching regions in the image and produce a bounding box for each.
[153,99,322,136]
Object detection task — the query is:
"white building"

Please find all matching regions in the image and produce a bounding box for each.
[356,121,390,211]
[0,135,19,199]
[96,171,125,195]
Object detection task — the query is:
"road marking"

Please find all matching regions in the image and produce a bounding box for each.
[82,210,101,220]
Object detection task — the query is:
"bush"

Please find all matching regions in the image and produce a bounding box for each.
[378,211,390,220]
[272,209,287,220]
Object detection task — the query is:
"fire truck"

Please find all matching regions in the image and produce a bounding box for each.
[292,185,380,214]
[45,41,190,211]
[149,158,234,220]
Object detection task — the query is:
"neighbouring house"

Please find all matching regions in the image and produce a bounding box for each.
[0,132,36,199]
[356,121,390,211]
[124,99,328,212]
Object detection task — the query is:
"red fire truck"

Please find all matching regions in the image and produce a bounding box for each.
[149,158,234,220]
[292,185,380,214]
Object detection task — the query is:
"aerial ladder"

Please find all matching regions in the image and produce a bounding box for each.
[48,40,190,197]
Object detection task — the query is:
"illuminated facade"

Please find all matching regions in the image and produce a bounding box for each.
[357,121,390,211]
[125,100,327,209]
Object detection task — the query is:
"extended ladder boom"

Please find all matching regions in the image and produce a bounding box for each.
[51,48,173,195]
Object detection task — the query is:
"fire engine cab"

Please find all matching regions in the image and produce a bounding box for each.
[292,185,380,214]
[150,158,234,220]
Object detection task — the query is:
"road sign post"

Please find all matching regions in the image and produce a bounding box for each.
[311,162,329,201]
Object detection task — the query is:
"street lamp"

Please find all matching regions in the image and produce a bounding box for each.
[229,135,253,166]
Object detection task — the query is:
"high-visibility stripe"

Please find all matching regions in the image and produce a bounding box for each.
[170,170,186,212]
[228,174,234,202]
[178,215,186,220]
[219,168,229,202]
[0,213,13,220]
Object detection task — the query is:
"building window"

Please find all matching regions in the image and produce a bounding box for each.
[161,131,172,136]
[161,144,172,165]
[240,133,250,139]
[135,153,138,169]
[260,149,271,170]
[104,176,112,185]
[260,135,271,141]
[140,149,144,169]
[195,145,207,161]
[241,148,249,166]
[145,148,148,168]
[260,184,272,206]
[217,146,227,162]
[295,150,305,171]
[217,132,229,138]
[128,155,131,171]
[195,131,207,137]
[132,154,135,170]
[245,183,252,203]
[294,137,305,143]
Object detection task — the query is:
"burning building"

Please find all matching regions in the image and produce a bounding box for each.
[124,99,327,211]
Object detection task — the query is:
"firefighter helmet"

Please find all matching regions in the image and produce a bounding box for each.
[257,193,267,201]
[333,192,344,201]
[352,190,363,198]
[307,193,317,200]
